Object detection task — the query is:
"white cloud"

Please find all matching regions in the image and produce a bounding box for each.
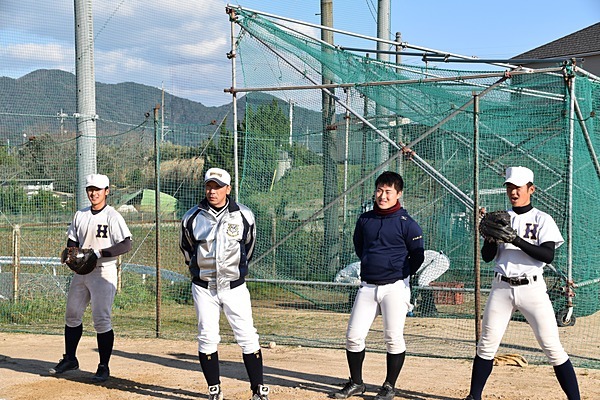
[4,0,597,107]
[3,43,72,63]
[170,36,228,60]
[95,49,152,76]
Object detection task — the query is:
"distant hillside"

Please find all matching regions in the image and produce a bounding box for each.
[0,69,230,140]
[0,69,324,148]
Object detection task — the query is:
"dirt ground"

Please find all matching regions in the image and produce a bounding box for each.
[1,332,600,400]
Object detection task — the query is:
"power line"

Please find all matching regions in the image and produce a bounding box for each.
[95,0,127,40]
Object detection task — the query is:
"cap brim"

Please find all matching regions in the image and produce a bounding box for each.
[205,178,228,186]
[504,179,529,186]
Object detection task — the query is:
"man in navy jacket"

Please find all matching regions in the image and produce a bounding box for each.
[331,171,424,400]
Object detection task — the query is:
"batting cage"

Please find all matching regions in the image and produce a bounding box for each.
[1,5,599,370]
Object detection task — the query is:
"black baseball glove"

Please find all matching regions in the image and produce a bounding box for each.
[479,210,517,244]
[60,247,98,275]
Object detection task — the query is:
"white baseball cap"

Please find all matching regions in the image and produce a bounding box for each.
[504,166,534,187]
[85,173,110,189]
[204,167,231,186]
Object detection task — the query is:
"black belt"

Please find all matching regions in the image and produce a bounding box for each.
[495,272,537,286]
[364,279,401,285]
[194,277,244,290]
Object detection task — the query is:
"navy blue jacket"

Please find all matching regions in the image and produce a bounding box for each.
[353,207,424,284]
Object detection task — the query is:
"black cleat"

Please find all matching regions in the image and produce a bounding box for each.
[250,384,270,400]
[374,382,395,400]
[49,355,79,374]
[91,364,110,383]
[330,378,366,399]
[208,384,223,400]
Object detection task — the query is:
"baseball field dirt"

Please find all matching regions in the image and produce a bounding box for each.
[1,332,599,399]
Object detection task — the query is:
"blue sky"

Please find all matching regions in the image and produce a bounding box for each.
[1,0,598,106]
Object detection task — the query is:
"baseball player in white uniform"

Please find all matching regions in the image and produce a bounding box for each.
[179,167,269,400]
[49,174,132,383]
[464,166,580,400]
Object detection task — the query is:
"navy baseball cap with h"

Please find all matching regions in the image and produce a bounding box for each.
[504,166,533,187]
[204,168,231,187]
[85,174,110,189]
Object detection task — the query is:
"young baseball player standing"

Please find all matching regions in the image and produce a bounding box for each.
[49,174,132,383]
[464,166,580,400]
[179,167,269,400]
[331,171,425,400]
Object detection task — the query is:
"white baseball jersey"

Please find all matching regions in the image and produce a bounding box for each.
[67,205,132,267]
[494,207,564,277]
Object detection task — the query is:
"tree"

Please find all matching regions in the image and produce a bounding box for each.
[29,190,65,215]
[238,101,290,195]
[17,134,77,193]
[245,100,290,148]
[203,120,235,175]
[0,184,27,214]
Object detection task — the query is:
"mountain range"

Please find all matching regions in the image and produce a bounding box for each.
[0,69,324,148]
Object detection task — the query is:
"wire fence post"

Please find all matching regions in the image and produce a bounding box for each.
[12,225,20,302]
[473,93,482,342]
[154,104,162,338]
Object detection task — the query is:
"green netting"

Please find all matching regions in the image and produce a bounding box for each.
[228,8,600,367]
[0,6,599,370]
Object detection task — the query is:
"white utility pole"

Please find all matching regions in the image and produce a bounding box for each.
[161,82,165,142]
[74,0,98,209]
[288,100,294,146]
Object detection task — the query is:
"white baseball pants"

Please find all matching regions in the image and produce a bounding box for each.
[346,279,411,354]
[477,274,569,366]
[192,282,260,354]
[65,265,117,334]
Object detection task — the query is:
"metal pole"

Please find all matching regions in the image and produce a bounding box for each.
[321,0,339,274]
[395,31,403,174]
[376,0,390,165]
[74,0,97,209]
[361,89,369,205]
[574,65,600,82]
[565,73,576,318]
[161,82,165,142]
[230,5,520,70]
[229,9,240,201]
[288,100,294,146]
[472,93,482,341]
[573,98,600,178]
[343,89,350,223]
[12,225,20,302]
[154,104,162,338]
[226,67,564,95]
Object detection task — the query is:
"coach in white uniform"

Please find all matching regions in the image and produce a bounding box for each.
[179,167,269,400]
[464,167,580,400]
[49,174,132,383]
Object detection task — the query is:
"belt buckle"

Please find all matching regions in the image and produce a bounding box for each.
[509,277,528,285]
[207,281,217,289]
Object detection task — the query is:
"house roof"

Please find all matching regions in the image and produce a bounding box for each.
[118,188,177,213]
[512,22,600,60]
